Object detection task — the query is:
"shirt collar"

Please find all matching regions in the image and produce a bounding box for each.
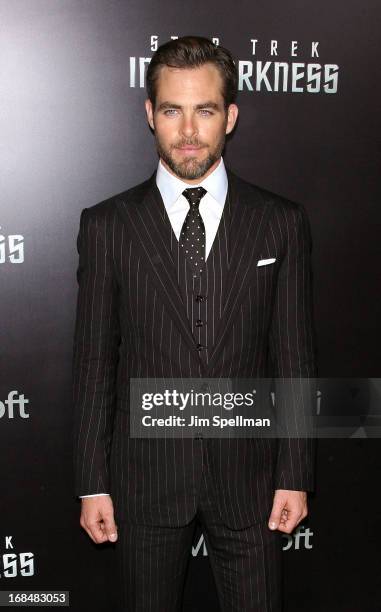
[156,157,228,211]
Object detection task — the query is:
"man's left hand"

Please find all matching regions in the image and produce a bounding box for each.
[268,489,308,533]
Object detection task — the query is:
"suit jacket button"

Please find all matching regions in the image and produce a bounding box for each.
[200,383,210,392]
[195,294,206,302]
[196,343,205,351]
[195,319,203,327]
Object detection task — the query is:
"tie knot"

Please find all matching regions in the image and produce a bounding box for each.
[182,186,207,208]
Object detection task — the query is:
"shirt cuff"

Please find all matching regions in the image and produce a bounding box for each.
[79,493,110,498]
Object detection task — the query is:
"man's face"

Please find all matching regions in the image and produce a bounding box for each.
[145,63,238,183]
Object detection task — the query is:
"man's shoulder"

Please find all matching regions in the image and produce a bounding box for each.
[227,168,305,218]
[84,174,155,221]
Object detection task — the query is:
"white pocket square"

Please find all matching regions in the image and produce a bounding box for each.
[257,258,276,267]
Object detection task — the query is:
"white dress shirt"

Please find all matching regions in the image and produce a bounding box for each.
[79,157,228,499]
[156,156,228,260]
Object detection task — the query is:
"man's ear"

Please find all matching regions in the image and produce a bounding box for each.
[145,99,155,130]
[225,103,239,135]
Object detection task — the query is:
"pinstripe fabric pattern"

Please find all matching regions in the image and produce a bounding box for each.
[72,168,317,530]
[155,175,232,368]
[115,440,282,612]
[196,440,282,612]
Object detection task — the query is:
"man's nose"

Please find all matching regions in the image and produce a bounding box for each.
[180,114,197,138]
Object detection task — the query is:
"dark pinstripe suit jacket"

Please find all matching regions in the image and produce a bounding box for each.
[72,168,317,528]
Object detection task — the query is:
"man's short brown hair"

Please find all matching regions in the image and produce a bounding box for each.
[146,35,238,109]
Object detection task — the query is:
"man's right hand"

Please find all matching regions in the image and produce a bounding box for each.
[80,495,118,544]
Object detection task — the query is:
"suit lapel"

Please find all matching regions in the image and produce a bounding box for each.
[115,173,198,355]
[206,170,275,373]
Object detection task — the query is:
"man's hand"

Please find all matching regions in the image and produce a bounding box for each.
[268,489,308,534]
[80,495,118,544]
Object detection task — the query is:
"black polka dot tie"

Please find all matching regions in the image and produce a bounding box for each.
[180,187,207,275]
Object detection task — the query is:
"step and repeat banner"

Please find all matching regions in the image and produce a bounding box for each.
[1,1,380,610]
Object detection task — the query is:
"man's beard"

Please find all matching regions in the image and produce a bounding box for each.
[155,133,226,181]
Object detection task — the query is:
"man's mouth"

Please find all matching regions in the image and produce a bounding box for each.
[175,145,205,153]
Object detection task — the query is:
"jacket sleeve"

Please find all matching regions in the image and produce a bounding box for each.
[269,202,317,492]
[72,207,120,497]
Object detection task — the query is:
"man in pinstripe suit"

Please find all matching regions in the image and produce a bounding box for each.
[73,36,316,611]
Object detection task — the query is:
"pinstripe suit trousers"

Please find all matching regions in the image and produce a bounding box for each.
[115,439,283,612]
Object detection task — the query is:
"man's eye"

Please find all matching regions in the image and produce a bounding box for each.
[164,109,179,116]
[199,109,213,116]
